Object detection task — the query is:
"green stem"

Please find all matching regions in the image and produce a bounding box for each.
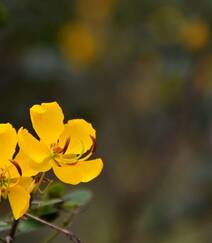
[33,172,45,193]
[5,219,20,243]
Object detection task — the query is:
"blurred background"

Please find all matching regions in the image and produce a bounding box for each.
[0,0,212,242]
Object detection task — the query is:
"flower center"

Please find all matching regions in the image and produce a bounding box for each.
[0,164,22,199]
[0,169,11,198]
[51,137,70,155]
[50,138,77,166]
[50,136,96,167]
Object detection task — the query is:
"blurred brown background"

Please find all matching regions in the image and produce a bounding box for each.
[0,0,212,242]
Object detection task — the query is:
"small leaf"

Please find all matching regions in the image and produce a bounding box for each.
[0,3,8,24]
[30,199,61,222]
[63,189,92,208]
[18,218,43,234]
[29,205,59,223]
[31,183,65,221]
[0,220,11,232]
[31,198,63,209]
[43,183,65,200]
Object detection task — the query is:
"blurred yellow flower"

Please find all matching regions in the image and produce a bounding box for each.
[59,23,99,67]
[18,102,103,185]
[0,123,33,219]
[76,0,115,23]
[180,19,210,51]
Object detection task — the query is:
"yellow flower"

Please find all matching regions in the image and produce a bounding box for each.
[18,102,103,185]
[59,23,99,67]
[0,123,33,219]
[180,19,209,51]
[76,0,116,23]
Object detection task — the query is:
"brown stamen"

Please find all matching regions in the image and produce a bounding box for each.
[52,137,71,154]
[62,137,70,154]
[52,158,62,167]
[34,173,43,183]
[78,136,96,160]
[9,160,22,176]
[52,146,64,154]
[66,161,78,166]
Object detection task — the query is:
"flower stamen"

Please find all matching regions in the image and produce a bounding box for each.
[9,160,22,176]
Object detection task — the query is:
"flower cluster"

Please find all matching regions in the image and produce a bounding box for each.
[0,102,103,219]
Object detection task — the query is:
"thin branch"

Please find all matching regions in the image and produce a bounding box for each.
[43,208,80,243]
[25,213,82,243]
[5,219,20,243]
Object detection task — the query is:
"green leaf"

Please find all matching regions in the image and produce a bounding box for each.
[63,189,93,208]
[0,3,8,24]
[30,183,65,220]
[0,220,11,232]
[43,183,65,200]
[0,219,43,235]
[18,218,43,234]
[31,205,59,217]
[31,198,63,209]
[29,204,60,223]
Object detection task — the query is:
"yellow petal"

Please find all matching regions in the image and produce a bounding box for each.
[7,163,21,179]
[19,177,35,193]
[8,185,30,219]
[77,158,103,182]
[18,128,50,164]
[0,123,17,166]
[25,156,52,173]
[52,158,103,184]
[15,151,38,177]
[52,162,82,185]
[30,102,64,146]
[59,119,96,155]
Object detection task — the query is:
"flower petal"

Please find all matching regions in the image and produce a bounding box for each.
[0,123,17,166]
[59,119,96,155]
[7,163,21,179]
[8,185,30,219]
[52,162,82,185]
[52,158,103,184]
[19,177,35,193]
[18,128,50,164]
[15,151,39,177]
[77,158,103,182]
[25,156,52,173]
[30,102,64,146]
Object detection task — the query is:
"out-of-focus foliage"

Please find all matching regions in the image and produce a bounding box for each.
[0,0,212,242]
[0,184,93,237]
